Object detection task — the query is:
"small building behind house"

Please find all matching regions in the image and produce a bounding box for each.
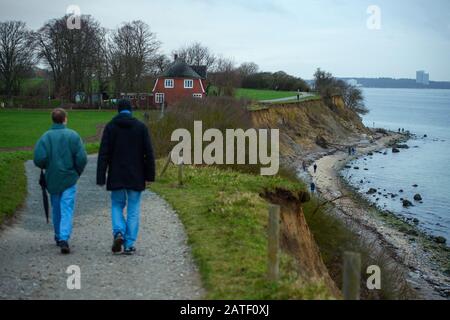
[120,92,153,109]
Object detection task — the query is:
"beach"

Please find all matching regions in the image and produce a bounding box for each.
[307,131,450,299]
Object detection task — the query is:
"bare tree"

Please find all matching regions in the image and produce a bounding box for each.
[109,20,161,94]
[36,15,106,103]
[314,68,368,115]
[0,21,36,99]
[150,53,171,76]
[342,84,368,115]
[238,62,259,78]
[174,42,216,69]
[209,57,240,96]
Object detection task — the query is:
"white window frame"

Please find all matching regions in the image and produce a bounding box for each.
[193,93,203,99]
[164,79,174,88]
[155,93,165,104]
[184,79,194,89]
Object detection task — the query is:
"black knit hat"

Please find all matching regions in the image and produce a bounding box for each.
[117,99,132,112]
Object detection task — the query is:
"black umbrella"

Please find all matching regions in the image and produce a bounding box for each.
[39,170,49,224]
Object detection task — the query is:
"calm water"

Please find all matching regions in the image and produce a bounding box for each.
[341,88,450,242]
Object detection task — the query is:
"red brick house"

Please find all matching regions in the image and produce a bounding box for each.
[152,58,207,106]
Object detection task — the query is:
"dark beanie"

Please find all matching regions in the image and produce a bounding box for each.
[117,99,132,112]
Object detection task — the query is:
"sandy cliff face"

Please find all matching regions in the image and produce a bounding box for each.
[251,96,369,164]
[254,97,369,298]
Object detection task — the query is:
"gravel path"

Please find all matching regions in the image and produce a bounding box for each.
[260,92,314,103]
[0,155,204,300]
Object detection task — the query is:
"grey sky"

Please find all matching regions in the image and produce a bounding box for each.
[1,0,449,80]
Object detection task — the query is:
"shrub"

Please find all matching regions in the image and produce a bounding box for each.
[148,96,273,175]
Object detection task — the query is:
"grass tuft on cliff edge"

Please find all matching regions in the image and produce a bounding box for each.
[150,160,333,300]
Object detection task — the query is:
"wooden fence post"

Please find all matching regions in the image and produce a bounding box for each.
[178,158,184,186]
[343,251,361,300]
[268,204,280,281]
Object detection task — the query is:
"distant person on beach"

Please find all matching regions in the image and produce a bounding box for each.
[302,160,307,172]
[310,182,316,194]
[348,147,352,155]
[313,163,318,174]
[33,108,87,254]
[97,99,155,255]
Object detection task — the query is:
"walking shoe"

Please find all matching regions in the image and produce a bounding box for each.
[55,236,61,247]
[112,233,124,254]
[123,247,136,256]
[60,241,70,254]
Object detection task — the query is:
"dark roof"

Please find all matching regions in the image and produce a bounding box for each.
[160,60,206,79]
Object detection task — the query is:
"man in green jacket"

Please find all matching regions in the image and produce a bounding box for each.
[34,108,87,254]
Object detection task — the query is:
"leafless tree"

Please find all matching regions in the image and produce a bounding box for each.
[208,57,240,96]
[238,62,259,78]
[149,53,171,76]
[0,21,36,99]
[314,68,368,115]
[174,42,216,69]
[36,15,106,103]
[109,20,161,94]
[342,84,369,115]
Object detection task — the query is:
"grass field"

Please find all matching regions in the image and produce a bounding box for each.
[235,88,298,101]
[0,151,31,224]
[150,161,332,299]
[0,109,120,149]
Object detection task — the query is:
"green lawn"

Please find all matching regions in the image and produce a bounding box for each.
[0,109,122,148]
[235,88,298,101]
[0,151,31,224]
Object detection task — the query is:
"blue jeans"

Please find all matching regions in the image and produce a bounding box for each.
[111,190,142,249]
[50,185,77,242]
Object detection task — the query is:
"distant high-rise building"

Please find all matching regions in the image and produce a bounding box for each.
[416,70,430,85]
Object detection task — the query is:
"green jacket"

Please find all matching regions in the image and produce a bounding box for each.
[34,124,88,194]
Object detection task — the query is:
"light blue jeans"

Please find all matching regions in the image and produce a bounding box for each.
[51,185,77,242]
[111,190,142,249]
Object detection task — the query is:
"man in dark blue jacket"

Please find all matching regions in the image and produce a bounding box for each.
[96,99,155,255]
[34,108,87,254]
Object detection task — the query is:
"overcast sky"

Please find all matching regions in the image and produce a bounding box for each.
[1,0,449,80]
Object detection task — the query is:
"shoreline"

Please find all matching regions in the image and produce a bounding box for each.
[304,130,449,299]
